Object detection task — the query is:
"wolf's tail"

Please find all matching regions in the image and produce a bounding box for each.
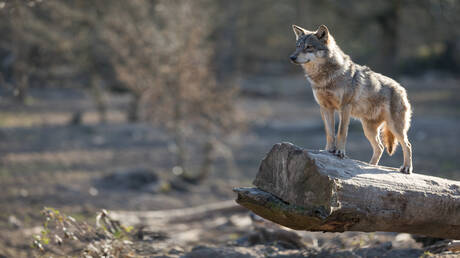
[382,123,398,155]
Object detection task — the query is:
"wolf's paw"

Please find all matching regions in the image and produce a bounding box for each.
[326,147,336,153]
[400,165,413,174]
[334,149,346,159]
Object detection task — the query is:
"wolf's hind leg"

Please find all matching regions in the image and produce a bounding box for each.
[362,120,384,165]
[393,130,413,174]
[387,120,412,173]
[320,107,336,153]
[388,105,413,173]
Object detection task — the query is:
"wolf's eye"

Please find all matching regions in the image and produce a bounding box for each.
[303,45,314,53]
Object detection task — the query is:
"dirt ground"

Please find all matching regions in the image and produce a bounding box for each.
[0,73,459,257]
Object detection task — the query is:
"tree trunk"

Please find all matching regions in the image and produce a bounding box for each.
[90,75,108,124]
[376,0,400,75]
[234,142,460,239]
[127,93,141,122]
[15,73,28,103]
[180,138,215,184]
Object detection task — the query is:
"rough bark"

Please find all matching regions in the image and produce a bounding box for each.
[234,142,460,239]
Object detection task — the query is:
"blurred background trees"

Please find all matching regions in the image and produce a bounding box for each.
[2,0,458,91]
[103,0,244,182]
[1,2,459,256]
[0,0,459,181]
[2,0,459,103]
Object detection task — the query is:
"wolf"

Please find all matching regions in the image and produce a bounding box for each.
[290,24,413,173]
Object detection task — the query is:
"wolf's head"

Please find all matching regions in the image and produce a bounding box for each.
[289,25,330,65]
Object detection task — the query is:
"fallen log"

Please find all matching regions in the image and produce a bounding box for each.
[234,142,460,239]
[110,200,245,226]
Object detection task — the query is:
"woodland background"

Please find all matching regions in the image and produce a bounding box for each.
[0,0,459,257]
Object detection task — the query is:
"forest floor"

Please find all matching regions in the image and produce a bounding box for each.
[0,73,459,257]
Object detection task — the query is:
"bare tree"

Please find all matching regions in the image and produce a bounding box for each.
[0,0,42,102]
[102,1,160,122]
[0,0,113,122]
[103,0,244,183]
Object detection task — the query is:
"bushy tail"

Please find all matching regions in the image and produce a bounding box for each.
[382,123,398,155]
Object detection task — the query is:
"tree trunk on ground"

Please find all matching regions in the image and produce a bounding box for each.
[234,142,460,239]
[110,200,244,226]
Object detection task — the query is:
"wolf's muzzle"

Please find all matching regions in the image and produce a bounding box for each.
[289,55,297,62]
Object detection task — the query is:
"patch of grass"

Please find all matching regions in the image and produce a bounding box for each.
[68,212,93,223]
[420,251,434,257]
[32,207,137,257]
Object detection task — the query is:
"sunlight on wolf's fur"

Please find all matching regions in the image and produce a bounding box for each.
[290,24,413,173]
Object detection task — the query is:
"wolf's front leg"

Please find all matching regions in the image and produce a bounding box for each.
[335,105,351,158]
[320,108,336,153]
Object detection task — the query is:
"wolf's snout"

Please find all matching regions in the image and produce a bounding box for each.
[289,55,297,62]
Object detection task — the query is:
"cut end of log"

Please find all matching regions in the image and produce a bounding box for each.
[233,187,343,232]
[253,142,338,214]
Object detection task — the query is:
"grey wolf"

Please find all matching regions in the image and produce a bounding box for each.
[290,24,413,173]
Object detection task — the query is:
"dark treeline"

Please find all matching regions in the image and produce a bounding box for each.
[1,0,459,95]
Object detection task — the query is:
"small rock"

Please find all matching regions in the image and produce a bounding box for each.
[395,233,412,242]
[229,214,252,228]
[8,215,22,228]
[89,187,99,196]
[184,245,260,258]
[303,235,319,248]
[19,189,28,197]
[168,246,184,254]
[379,241,393,250]
[393,233,418,249]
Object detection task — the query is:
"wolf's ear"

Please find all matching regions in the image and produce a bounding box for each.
[292,25,306,40]
[315,25,329,43]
